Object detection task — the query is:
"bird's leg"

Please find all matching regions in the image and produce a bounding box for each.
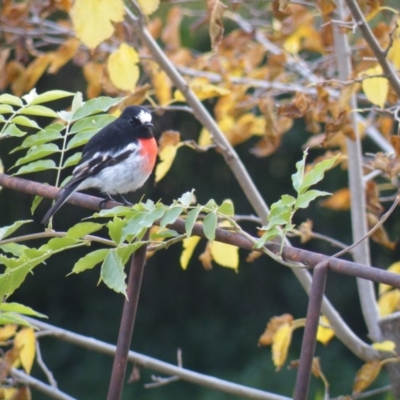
[99,193,117,208]
[119,194,133,206]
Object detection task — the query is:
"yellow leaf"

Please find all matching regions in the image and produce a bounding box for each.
[379,262,400,294]
[152,69,172,106]
[360,65,388,109]
[174,78,230,101]
[258,314,293,347]
[0,388,18,399]
[198,128,213,146]
[180,236,201,270]
[71,0,125,49]
[138,0,160,15]
[210,241,239,270]
[316,315,335,345]
[0,324,17,342]
[372,340,396,353]
[353,361,382,394]
[107,44,140,92]
[155,131,181,182]
[14,327,36,374]
[272,322,292,371]
[25,53,54,92]
[378,289,400,317]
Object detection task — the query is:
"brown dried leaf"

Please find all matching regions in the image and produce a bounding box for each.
[199,242,213,270]
[158,130,181,151]
[24,53,54,92]
[6,61,26,96]
[320,188,350,210]
[0,346,21,382]
[367,212,396,250]
[390,136,400,158]
[272,0,292,20]
[365,181,383,215]
[48,38,80,74]
[83,62,104,99]
[316,0,336,16]
[161,7,182,52]
[258,314,293,346]
[298,219,313,243]
[245,250,263,262]
[353,361,382,394]
[207,0,227,51]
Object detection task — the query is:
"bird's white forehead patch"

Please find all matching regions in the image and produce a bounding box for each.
[137,109,152,124]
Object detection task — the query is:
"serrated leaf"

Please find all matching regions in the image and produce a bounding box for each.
[203,212,217,241]
[299,154,340,195]
[12,129,62,152]
[0,220,32,240]
[11,116,40,129]
[0,94,23,107]
[178,191,194,207]
[0,303,47,318]
[4,123,26,137]
[15,159,56,175]
[14,143,59,167]
[67,222,103,239]
[63,152,82,168]
[108,217,125,244]
[180,236,201,270]
[72,249,109,274]
[160,206,184,228]
[217,199,234,216]
[292,149,308,193]
[185,208,201,237]
[67,130,97,150]
[0,104,14,113]
[20,105,59,118]
[0,243,29,257]
[72,97,124,121]
[69,114,115,134]
[295,190,331,209]
[100,249,127,295]
[30,90,74,105]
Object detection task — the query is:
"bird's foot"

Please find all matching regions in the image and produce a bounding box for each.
[119,194,133,206]
[99,194,116,208]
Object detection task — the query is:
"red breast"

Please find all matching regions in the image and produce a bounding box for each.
[138,137,158,173]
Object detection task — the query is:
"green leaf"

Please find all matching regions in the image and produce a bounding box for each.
[70,114,116,134]
[299,154,340,195]
[295,190,331,209]
[15,159,56,175]
[72,97,124,121]
[185,208,201,237]
[0,243,29,257]
[151,229,179,239]
[0,94,23,107]
[66,130,97,150]
[63,152,82,168]
[269,202,292,220]
[31,195,44,215]
[0,313,32,327]
[0,104,14,114]
[116,242,143,264]
[67,222,103,239]
[0,220,32,240]
[20,105,59,118]
[12,129,62,152]
[43,237,78,251]
[217,199,234,216]
[4,123,26,137]
[178,191,194,207]
[11,116,40,129]
[255,227,282,248]
[0,302,47,318]
[292,149,308,194]
[204,199,218,211]
[281,195,296,207]
[14,143,59,167]
[203,212,217,241]
[140,207,166,227]
[57,110,72,122]
[100,249,127,295]
[108,217,125,244]
[72,249,109,274]
[30,90,74,105]
[71,92,83,115]
[160,206,184,228]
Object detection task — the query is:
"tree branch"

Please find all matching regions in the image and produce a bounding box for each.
[26,318,290,400]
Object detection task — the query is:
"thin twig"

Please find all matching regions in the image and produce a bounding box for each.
[35,341,57,388]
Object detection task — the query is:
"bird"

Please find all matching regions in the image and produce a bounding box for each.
[42,105,157,225]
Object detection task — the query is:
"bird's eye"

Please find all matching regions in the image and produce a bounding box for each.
[129,118,135,124]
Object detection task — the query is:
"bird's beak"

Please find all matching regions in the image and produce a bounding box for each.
[145,122,154,128]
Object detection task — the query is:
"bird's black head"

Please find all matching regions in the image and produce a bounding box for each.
[120,106,154,138]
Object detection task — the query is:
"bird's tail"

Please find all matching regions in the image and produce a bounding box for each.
[41,181,81,225]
